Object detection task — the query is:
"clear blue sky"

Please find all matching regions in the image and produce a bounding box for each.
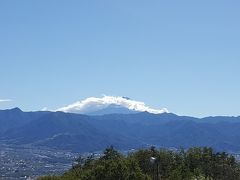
[0,0,240,117]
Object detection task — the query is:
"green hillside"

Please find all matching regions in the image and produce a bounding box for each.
[39,146,240,180]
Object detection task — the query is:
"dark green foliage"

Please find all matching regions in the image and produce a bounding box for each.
[39,147,240,180]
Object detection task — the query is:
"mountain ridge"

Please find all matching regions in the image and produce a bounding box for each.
[1,108,240,152]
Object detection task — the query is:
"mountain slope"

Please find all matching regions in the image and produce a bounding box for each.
[1,111,142,152]
[0,108,49,134]
[1,108,240,152]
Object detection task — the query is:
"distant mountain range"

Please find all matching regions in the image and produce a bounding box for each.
[1,108,240,153]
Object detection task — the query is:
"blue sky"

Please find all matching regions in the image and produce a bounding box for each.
[0,0,240,117]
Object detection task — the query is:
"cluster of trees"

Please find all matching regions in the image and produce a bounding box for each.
[39,146,240,180]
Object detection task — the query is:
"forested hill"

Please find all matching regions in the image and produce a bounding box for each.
[1,108,240,152]
[39,146,240,180]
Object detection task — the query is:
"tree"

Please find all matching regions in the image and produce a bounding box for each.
[39,146,240,180]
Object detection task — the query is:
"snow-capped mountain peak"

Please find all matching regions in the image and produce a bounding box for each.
[56,95,169,115]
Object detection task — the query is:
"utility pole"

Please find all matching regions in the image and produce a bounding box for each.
[150,156,160,180]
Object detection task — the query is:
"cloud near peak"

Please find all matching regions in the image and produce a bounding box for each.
[56,95,169,114]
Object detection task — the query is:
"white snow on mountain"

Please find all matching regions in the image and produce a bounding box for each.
[56,95,169,114]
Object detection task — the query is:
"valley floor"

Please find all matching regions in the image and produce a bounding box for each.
[0,142,78,180]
